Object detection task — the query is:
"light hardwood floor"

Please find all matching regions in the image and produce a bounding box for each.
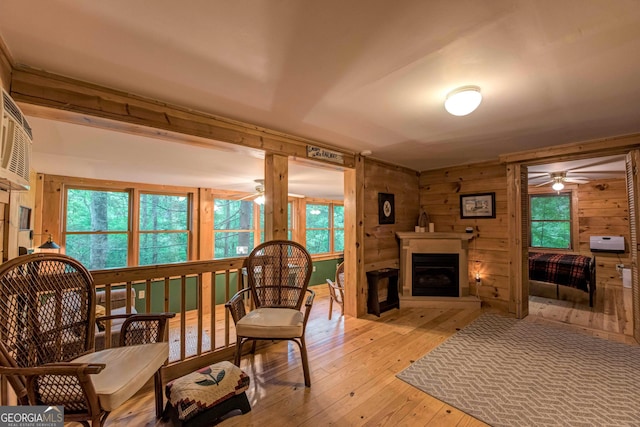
[97,287,488,427]
[81,283,637,426]
[527,280,635,344]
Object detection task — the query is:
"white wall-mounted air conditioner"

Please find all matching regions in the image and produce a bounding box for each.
[0,88,32,191]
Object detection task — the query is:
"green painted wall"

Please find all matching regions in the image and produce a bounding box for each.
[131,258,341,312]
[132,273,242,312]
[309,257,343,287]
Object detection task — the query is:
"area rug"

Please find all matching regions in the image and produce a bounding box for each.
[396,313,640,427]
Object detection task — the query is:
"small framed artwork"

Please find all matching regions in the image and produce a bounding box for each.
[460,192,495,219]
[18,206,31,230]
[378,193,395,224]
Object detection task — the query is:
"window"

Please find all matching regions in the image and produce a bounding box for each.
[64,188,192,270]
[530,193,571,249]
[213,199,256,258]
[333,205,344,252]
[305,202,344,255]
[139,193,189,265]
[258,202,293,243]
[65,189,129,270]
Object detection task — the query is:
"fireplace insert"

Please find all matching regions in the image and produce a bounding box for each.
[412,253,459,297]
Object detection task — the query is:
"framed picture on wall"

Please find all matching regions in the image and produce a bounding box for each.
[378,193,395,224]
[460,192,495,219]
[18,206,31,230]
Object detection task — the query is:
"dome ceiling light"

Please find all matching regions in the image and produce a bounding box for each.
[444,86,482,116]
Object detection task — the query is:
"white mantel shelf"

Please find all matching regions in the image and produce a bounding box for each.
[396,232,474,241]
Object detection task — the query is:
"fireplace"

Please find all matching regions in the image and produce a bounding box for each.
[395,232,475,302]
[412,253,459,297]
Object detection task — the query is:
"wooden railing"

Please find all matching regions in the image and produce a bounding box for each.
[91,258,245,379]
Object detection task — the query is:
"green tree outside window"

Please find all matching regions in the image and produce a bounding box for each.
[139,194,189,265]
[214,199,255,258]
[530,194,571,249]
[65,189,129,269]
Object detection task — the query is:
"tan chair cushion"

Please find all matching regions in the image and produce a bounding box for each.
[72,342,169,411]
[236,308,304,339]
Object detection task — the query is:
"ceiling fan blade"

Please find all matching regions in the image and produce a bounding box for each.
[567,170,625,176]
[564,178,589,184]
[528,173,552,181]
[534,180,554,187]
[237,192,259,201]
[566,156,626,171]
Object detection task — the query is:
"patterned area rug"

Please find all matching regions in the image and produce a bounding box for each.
[397,313,640,427]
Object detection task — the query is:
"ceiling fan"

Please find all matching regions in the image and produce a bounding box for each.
[238,179,305,204]
[531,171,589,190]
[528,155,626,190]
[237,179,267,204]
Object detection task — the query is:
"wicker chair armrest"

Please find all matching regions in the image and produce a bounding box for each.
[225,288,251,324]
[1,363,105,410]
[301,288,316,332]
[305,288,316,307]
[119,313,176,346]
[0,363,105,377]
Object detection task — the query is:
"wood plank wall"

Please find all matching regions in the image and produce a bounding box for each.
[363,159,419,272]
[576,178,630,288]
[419,162,510,311]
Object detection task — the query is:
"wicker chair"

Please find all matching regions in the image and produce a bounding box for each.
[226,240,315,387]
[326,261,345,319]
[0,253,175,426]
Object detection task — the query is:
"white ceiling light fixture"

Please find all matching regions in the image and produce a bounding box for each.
[444,85,482,116]
[552,180,565,191]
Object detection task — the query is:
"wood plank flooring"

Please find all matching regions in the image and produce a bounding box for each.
[97,286,488,427]
[528,280,635,344]
[75,283,636,426]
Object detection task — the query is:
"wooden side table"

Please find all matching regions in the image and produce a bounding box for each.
[366,268,400,317]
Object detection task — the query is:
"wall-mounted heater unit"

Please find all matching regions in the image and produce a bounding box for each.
[589,236,625,253]
[0,88,32,191]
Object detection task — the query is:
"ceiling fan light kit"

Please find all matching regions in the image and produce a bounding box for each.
[444,86,482,116]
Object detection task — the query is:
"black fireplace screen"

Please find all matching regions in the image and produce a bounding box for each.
[412,253,459,297]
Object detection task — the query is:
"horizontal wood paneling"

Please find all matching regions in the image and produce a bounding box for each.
[420,162,510,309]
[363,160,419,272]
[577,178,630,289]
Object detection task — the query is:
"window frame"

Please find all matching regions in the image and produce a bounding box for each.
[212,197,261,259]
[63,185,132,269]
[213,197,301,259]
[137,191,192,266]
[304,200,344,256]
[528,187,579,252]
[62,184,193,269]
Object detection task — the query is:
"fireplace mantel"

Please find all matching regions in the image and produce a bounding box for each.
[395,231,480,309]
[396,232,474,241]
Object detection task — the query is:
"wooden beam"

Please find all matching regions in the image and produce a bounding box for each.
[10,66,356,169]
[344,155,366,317]
[499,133,640,165]
[0,36,12,91]
[264,154,288,240]
[506,163,528,318]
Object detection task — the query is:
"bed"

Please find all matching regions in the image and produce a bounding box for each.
[528,252,596,307]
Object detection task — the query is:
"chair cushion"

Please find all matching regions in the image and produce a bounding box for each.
[165,361,250,422]
[72,342,169,411]
[236,308,304,338]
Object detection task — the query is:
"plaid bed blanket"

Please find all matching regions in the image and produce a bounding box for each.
[528,252,591,293]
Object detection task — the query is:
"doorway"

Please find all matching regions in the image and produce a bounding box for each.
[520,154,635,339]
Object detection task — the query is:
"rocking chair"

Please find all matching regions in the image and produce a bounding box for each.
[0,253,174,426]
